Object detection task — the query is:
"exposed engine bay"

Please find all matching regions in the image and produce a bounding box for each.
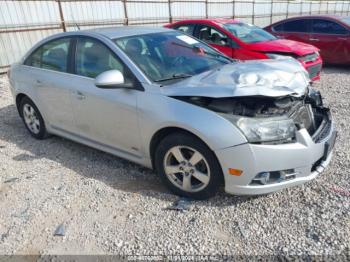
[174,88,330,140]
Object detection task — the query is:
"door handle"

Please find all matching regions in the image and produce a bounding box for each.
[309,38,319,41]
[338,37,348,41]
[75,91,86,100]
[36,79,43,86]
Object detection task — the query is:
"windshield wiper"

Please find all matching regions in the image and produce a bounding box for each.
[154,73,193,82]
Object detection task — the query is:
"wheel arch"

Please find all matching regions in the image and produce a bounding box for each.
[149,126,222,174]
[16,93,29,117]
[150,127,203,168]
[149,126,225,187]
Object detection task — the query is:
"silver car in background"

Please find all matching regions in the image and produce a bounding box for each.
[8,27,336,199]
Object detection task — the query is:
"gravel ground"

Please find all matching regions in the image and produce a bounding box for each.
[0,67,349,258]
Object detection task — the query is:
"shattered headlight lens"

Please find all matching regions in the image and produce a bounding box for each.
[222,115,296,143]
[235,71,308,88]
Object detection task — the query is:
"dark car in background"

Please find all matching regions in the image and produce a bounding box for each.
[265,15,350,65]
[166,18,322,81]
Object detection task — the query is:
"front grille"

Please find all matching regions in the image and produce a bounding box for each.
[300,52,318,63]
[307,63,322,79]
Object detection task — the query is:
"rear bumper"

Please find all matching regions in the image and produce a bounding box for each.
[215,117,336,195]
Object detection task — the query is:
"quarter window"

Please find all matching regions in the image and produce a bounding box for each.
[273,23,284,32]
[75,38,127,79]
[197,25,229,46]
[174,24,195,35]
[312,19,348,35]
[25,38,71,72]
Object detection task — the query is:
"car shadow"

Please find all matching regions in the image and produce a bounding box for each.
[322,64,350,75]
[0,104,257,207]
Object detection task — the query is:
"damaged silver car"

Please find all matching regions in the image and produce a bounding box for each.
[8,27,336,199]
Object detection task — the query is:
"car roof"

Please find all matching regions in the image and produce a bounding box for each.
[273,14,350,23]
[173,18,240,25]
[82,26,173,39]
[266,14,350,28]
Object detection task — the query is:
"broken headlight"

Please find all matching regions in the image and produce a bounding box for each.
[235,71,308,88]
[222,115,296,143]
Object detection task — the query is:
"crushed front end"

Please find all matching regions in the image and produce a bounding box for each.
[180,87,336,195]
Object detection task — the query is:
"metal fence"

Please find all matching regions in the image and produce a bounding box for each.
[1,0,350,72]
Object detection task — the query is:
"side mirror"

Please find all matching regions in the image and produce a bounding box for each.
[95,70,130,89]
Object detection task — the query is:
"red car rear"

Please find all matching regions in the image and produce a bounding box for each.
[265,15,350,65]
[165,19,322,81]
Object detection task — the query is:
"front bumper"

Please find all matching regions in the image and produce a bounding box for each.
[215,116,336,195]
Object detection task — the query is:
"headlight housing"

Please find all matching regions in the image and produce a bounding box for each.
[222,114,296,143]
[235,71,308,88]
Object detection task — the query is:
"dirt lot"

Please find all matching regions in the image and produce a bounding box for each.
[0,67,349,258]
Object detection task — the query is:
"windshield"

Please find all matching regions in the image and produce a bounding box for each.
[223,23,276,43]
[113,31,231,83]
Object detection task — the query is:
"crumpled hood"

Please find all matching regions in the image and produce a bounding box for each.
[246,39,318,56]
[161,59,309,98]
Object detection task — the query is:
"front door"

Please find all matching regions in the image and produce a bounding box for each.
[196,25,233,58]
[69,37,142,156]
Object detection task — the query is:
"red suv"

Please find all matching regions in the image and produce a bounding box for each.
[265,15,350,65]
[166,19,322,81]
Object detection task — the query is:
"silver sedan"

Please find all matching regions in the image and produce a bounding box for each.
[8,27,336,199]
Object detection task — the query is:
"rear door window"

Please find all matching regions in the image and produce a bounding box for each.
[25,38,71,73]
[311,19,348,35]
[279,19,311,33]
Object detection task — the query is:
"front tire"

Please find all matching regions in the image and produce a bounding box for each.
[155,132,223,199]
[19,97,48,139]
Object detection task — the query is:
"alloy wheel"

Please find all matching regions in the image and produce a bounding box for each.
[23,104,40,134]
[163,146,210,193]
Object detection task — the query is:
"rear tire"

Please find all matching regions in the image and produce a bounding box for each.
[155,132,223,200]
[19,97,48,140]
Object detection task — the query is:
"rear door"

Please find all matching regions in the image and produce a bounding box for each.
[23,37,77,132]
[310,19,350,64]
[195,24,234,58]
[272,19,311,43]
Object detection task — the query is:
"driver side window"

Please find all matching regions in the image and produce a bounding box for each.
[75,38,127,79]
[198,25,229,46]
